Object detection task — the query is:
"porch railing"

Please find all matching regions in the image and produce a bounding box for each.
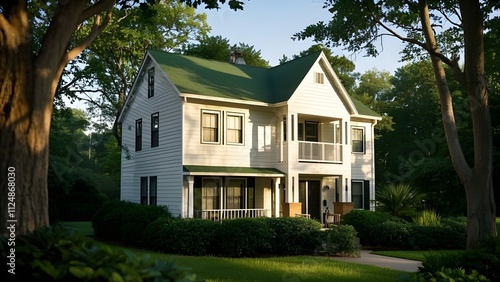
[298,141,342,163]
[195,209,270,220]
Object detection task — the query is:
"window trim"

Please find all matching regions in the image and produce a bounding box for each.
[151,112,159,148]
[226,112,244,145]
[147,67,155,98]
[135,119,142,151]
[201,110,221,144]
[351,126,365,153]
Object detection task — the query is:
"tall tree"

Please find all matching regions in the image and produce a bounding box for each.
[0,0,245,235]
[183,35,269,67]
[295,0,497,248]
[58,1,210,145]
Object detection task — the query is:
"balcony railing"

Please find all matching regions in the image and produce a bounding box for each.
[195,209,271,221]
[298,141,343,163]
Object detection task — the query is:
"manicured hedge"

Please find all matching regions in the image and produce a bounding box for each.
[142,217,355,258]
[342,210,467,250]
[92,200,171,244]
[0,225,195,281]
[262,217,323,255]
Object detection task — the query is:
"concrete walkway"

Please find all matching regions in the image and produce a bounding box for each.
[329,250,422,272]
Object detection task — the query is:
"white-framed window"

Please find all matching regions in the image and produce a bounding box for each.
[151,112,159,148]
[226,113,244,145]
[351,127,365,153]
[201,110,220,144]
[314,72,325,84]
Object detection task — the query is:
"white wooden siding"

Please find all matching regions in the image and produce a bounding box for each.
[183,102,278,167]
[121,61,184,216]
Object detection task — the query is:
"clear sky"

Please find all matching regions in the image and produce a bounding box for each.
[196,0,405,74]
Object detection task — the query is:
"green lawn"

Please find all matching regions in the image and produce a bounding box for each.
[370,250,465,262]
[129,250,409,282]
[61,221,408,281]
[60,221,94,237]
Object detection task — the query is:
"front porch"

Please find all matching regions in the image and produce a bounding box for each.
[195,208,271,220]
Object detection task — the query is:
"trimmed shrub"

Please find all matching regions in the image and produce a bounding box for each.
[143,218,221,256]
[92,200,171,244]
[342,209,402,246]
[371,220,412,248]
[216,218,274,257]
[0,225,195,281]
[324,225,360,257]
[262,217,322,255]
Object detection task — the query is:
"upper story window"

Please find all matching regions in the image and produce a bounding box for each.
[148,67,155,98]
[151,112,159,148]
[201,110,220,144]
[135,119,142,151]
[314,72,324,84]
[226,113,244,145]
[351,127,365,153]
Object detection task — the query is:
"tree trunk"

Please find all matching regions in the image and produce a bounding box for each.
[419,0,496,249]
[1,0,104,235]
[0,2,50,234]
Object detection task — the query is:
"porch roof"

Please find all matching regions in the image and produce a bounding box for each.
[183,165,285,177]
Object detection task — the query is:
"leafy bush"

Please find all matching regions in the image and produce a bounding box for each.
[342,210,402,246]
[409,225,466,250]
[417,236,500,281]
[216,218,274,257]
[0,225,195,281]
[324,225,360,257]
[375,183,426,218]
[143,218,221,256]
[262,217,322,255]
[371,220,412,248]
[409,268,490,282]
[413,210,441,226]
[92,200,171,244]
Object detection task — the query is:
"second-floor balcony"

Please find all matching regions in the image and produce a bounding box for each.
[298,141,343,163]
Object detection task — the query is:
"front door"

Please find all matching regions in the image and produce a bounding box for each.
[299,180,321,220]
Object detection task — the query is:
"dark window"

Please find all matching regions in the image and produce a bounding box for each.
[149,176,157,206]
[140,177,148,205]
[352,181,363,209]
[148,67,155,98]
[151,112,159,147]
[283,116,287,141]
[135,119,142,151]
[305,121,319,142]
[352,127,365,153]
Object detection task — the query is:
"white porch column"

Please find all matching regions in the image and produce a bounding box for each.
[187,176,194,218]
[274,178,281,217]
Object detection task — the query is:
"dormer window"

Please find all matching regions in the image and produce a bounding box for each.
[315,72,324,84]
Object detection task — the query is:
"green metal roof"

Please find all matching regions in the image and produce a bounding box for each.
[183,165,285,176]
[148,50,380,117]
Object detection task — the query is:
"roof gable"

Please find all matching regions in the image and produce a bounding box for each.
[119,50,381,123]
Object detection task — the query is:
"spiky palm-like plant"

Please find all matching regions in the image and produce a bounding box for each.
[375,183,426,218]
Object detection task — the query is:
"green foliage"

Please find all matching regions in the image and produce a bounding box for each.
[371,220,412,249]
[143,218,221,256]
[261,217,322,255]
[408,267,490,282]
[324,225,360,257]
[216,218,274,257]
[413,210,441,227]
[342,209,401,246]
[376,183,426,218]
[416,236,500,281]
[0,225,195,281]
[92,200,171,244]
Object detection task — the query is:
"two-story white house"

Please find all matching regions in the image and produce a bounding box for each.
[118,50,381,224]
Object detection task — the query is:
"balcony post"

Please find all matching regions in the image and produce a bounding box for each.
[187,176,194,218]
